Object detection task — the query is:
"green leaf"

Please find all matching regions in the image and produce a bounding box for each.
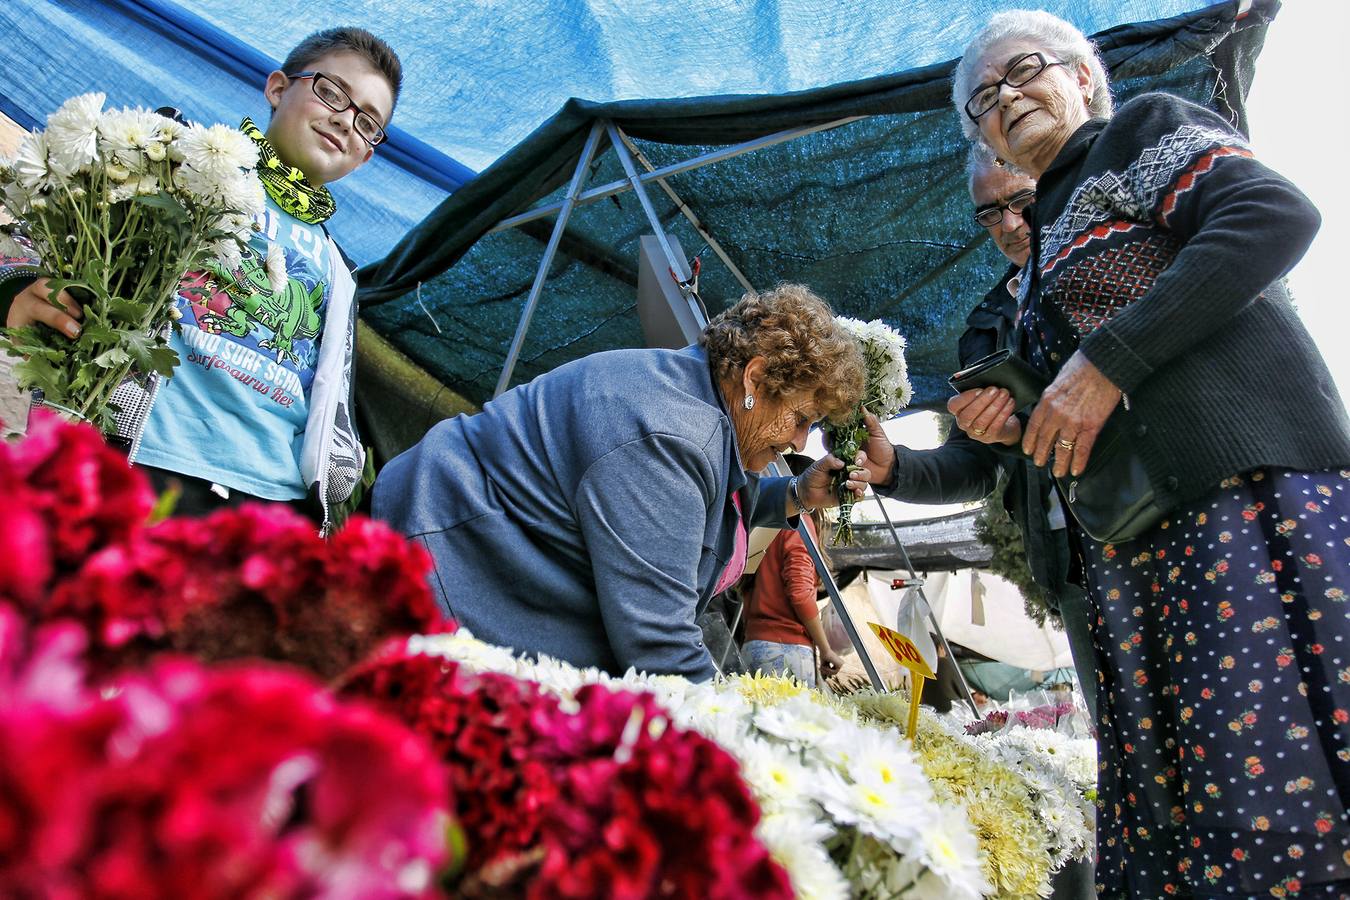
[93,346,132,368]
[10,355,66,398]
[1,326,68,359]
[80,257,110,286]
[107,298,148,325]
[68,363,100,394]
[133,191,190,224]
[78,323,120,347]
[148,484,181,524]
[116,331,179,378]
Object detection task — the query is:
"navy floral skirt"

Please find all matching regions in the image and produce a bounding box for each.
[1082,468,1350,898]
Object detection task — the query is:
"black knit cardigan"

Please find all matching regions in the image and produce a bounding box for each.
[1020,92,1350,508]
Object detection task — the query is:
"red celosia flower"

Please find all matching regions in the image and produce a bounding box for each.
[49,503,450,681]
[0,411,153,606]
[0,652,454,899]
[340,650,561,877]
[531,684,791,900]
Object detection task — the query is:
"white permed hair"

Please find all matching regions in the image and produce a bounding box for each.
[951,9,1113,142]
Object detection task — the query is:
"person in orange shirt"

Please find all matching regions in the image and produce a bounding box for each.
[741,456,846,687]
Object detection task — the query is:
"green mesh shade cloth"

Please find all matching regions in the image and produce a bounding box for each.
[357,1,1275,458]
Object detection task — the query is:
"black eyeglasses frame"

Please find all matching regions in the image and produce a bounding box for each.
[973,188,1037,227]
[285,71,388,147]
[964,52,1065,122]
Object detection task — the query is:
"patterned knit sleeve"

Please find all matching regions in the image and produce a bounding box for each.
[1075,93,1321,393]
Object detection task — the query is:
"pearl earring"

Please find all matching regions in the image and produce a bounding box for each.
[743,394,755,411]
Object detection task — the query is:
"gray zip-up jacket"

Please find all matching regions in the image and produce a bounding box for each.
[373,344,792,681]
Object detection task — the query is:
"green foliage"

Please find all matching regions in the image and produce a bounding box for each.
[973,475,1062,629]
[934,411,954,445]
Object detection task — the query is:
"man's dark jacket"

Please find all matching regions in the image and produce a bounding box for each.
[878,266,1078,596]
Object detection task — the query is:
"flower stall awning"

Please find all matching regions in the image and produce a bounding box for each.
[351,0,1276,457]
[0,0,1277,460]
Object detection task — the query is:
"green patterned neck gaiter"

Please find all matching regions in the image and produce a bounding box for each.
[240,117,336,225]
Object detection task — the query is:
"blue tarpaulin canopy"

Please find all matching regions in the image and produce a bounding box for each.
[0,0,1277,461]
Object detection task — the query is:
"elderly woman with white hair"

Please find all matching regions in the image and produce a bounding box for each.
[940,9,1350,898]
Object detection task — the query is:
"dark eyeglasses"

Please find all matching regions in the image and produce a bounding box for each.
[964,52,1065,121]
[973,189,1036,227]
[285,71,388,146]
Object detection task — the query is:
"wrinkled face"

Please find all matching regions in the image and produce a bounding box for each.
[731,375,822,473]
[971,165,1037,268]
[263,50,394,187]
[969,40,1092,176]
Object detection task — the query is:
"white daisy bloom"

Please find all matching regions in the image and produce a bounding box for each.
[914,804,989,899]
[177,122,258,182]
[817,767,930,849]
[208,237,243,273]
[757,812,848,900]
[97,108,157,169]
[752,692,852,754]
[264,244,287,295]
[11,130,55,193]
[45,92,105,177]
[838,725,931,800]
[408,630,527,678]
[216,171,265,217]
[736,736,816,816]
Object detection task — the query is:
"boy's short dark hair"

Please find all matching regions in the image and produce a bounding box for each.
[281,27,403,114]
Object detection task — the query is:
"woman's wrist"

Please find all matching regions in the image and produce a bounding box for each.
[788,475,816,516]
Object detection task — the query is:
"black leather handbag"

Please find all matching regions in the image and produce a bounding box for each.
[1055,416,1169,544]
[950,350,1171,544]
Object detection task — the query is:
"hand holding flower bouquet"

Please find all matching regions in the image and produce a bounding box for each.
[0,93,264,430]
[820,317,911,544]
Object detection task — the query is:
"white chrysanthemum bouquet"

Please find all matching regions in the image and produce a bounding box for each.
[822,317,912,545]
[0,93,264,429]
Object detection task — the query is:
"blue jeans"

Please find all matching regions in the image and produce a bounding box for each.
[742,640,815,687]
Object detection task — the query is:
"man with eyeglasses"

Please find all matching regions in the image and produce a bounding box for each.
[2,27,400,530]
[858,145,1097,719]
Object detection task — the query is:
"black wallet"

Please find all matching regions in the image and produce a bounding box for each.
[948,349,1049,411]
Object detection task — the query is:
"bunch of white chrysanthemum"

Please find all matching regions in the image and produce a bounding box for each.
[968,727,1097,869]
[820,315,912,544]
[846,316,913,419]
[0,93,263,429]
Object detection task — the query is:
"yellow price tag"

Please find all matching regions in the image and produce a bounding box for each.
[868,622,935,739]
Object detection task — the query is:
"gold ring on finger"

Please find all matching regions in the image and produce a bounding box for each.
[1058,437,1076,450]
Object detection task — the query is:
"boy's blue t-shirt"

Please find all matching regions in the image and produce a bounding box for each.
[135,197,331,500]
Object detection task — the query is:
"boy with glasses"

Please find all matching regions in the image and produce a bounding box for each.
[1,27,401,530]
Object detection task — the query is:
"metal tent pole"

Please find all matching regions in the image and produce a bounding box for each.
[492,120,606,398]
[873,495,979,716]
[612,126,754,293]
[604,123,706,330]
[794,495,887,692]
[490,116,864,234]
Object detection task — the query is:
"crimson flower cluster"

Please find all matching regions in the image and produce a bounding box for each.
[1,412,449,682]
[0,410,153,607]
[339,649,563,882]
[0,616,453,899]
[53,503,449,680]
[343,648,792,900]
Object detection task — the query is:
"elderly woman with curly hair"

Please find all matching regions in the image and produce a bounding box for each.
[374,284,866,681]
[931,9,1350,897]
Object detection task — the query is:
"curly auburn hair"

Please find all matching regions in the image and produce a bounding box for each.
[700,283,864,422]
